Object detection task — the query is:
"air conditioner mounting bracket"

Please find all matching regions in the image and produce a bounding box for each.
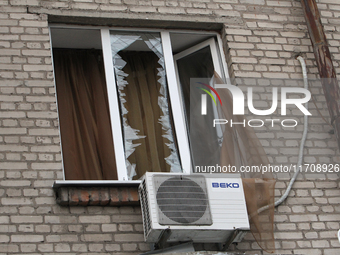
[154,228,172,250]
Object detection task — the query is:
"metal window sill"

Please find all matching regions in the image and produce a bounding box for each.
[53,180,141,190]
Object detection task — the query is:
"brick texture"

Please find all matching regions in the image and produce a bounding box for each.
[0,0,340,254]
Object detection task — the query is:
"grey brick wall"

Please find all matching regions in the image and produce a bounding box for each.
[0,0,340,254]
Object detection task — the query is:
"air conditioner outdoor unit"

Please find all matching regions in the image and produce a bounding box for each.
[138,172,250,245]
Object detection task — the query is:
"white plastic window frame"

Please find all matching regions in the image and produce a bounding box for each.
[51,25,229,184]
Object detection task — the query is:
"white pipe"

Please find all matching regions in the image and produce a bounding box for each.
[256,56,309,214]
[274,56,309,206]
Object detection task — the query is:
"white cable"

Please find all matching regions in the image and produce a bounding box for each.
[255,56,309,214]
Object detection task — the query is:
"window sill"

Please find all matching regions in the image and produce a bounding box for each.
[53,180,141,206]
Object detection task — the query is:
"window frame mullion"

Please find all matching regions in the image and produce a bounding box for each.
[101,28,128,181]
[161,31,192,174]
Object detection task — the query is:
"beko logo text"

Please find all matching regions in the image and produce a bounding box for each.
[212,183,240,188]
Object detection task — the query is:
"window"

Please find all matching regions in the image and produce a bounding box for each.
[50,26,229,182]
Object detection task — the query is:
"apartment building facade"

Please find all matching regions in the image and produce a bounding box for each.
[0,0,340,254]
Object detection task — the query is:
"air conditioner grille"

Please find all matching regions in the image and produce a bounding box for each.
[154,175,212,225]
[139,179,151,238]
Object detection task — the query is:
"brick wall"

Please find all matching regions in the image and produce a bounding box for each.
[0,0,340,254]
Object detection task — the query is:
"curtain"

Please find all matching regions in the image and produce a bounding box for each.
[119,51,174,179]
[53,49,118,180]
[214,73,276,253]
[183,64,275,251]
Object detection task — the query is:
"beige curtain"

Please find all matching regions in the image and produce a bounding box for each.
[120,51,173,179]
[53,49,118,180]
[215,73,276,253]
[175,46,275,252]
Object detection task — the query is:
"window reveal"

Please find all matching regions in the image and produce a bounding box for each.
[51,27,226,181]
